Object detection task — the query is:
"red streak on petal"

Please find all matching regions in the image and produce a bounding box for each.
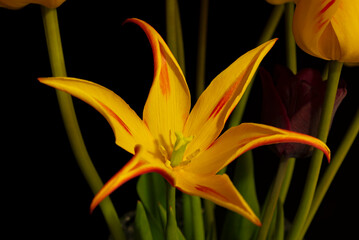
[320,0,336,14]
[159,53,171,97]
[208,77,242,119]
[317,18,329,30]
[195,184,230,202]
[96,99,133,136]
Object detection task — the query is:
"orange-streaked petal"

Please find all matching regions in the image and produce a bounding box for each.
[126,18,191,152]
[0,0,65,9]
[91,146,174,212]
[174,170,261,226]
[183,39,277,157]
[293,0,359,62]
[38,77,155,154]
[186,123,330,175]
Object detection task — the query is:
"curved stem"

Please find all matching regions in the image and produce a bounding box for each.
[286,61,343,240]
[195,0,209,98]
[285,2,297,74]
[279,157,295,203]
[257,157,290,240]
[41,7,124,240]
[258,5,285,45]
[299,107,359,238]
[229,4,284,128]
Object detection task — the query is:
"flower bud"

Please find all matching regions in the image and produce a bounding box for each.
[293,0,359,62]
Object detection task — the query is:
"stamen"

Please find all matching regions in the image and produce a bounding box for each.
[186,149,200,161]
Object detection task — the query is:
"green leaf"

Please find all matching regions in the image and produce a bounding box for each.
[137,173,167,220]
[145,206,166,240]
[220,151,260,240]
[135,201,153,240]
[158,198,186,240]
[166,205,179,240]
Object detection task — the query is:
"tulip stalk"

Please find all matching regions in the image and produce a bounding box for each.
[287,60,343,240]
[229,4,284,128]
[41,6,124,240]
[166,184,179,240]
[257,156,290,240]
[284,2,297,74]
[195,0,209,99]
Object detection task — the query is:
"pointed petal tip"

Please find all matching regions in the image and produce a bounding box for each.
[255,218,262,227]
[89,200,98,214]
[122,18,144,27]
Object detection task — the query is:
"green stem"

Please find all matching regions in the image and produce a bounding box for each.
[166,184,178,240]
[175,1,185,73]
[204,199,217,240]
[299,107,359,239]
[166,0,177,58]
[41,7,124,240]
[182,194,193,239]
[258,4,285,45]
[286,61,343,240]
[279,157,295,203]
[279,1,297,206]
[192,196,205,240]
[285,2,297,74]
[257,157,290,240]
[229,4,284,128]
[195,0,209,98]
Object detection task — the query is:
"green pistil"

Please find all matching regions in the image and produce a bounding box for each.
[170,132,193,167]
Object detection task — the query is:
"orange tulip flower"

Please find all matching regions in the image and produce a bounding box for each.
[39,18,330,225]
[0,0,64,9]
[293,0,359,62]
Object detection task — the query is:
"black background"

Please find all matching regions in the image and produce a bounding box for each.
[1,0,358,239]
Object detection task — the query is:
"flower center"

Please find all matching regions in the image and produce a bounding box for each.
[170,132,193,167]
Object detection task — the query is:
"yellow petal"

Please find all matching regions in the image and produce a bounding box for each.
[0,0,65,9]
[38,77,155,154]
[186,123,330,175]
[91,146,174,212]
[126,18,191,152]
[293,0,359,62]
[183,39,277,157]
[330,0,359,62]
[174,170,261,226]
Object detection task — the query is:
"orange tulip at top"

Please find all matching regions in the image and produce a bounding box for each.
[293,0,359,62]
[0,0,65,9]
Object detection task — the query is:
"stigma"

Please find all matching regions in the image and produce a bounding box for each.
[170,132,193,167]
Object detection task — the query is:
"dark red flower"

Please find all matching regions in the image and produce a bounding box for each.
[260,65,347,158]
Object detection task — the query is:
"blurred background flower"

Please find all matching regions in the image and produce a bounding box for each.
[260,65,347,158]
